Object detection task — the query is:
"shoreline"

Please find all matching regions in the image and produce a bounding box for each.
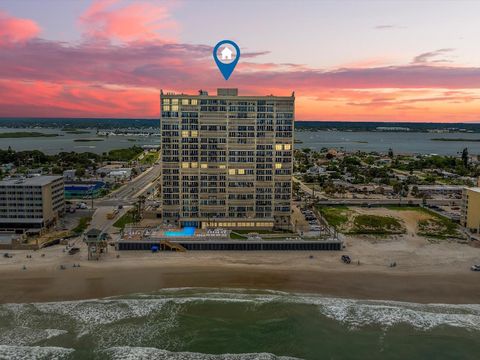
[1,258,480,305]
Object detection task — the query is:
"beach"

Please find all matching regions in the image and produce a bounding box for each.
[1,239,479,304]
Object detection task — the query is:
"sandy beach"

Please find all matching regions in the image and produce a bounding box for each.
[1,233,480,304]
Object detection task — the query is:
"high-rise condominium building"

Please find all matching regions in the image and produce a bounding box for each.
[0,176,65,233]
[159,88,294,230]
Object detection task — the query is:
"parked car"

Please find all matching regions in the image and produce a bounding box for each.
[68,247,80,255]
[341,255,351,264]
[471,264,480,272]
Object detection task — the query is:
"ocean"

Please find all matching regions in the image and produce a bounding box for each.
[0,288,479,360]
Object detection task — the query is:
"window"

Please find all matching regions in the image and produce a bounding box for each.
[229,169,236,175]
[275,163,282,169]
[275,144,283,151]
[284,144,291,150]
[172,98,179,105]
[238,169,245,175]
[201,163,208,169]
[182,99,189,105]
[182,162,190,169]
[191,99,198,105]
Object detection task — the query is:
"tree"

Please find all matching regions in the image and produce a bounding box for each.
[75,167,85,178]
[461,148,469,168]
[392,181,403,194]
[411,185,419,197]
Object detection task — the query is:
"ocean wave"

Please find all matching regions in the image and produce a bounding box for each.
[0,345,73,360]
[0,328,67,346]
[114,288,480,331]
[102,346,301,360]
[1,288,480,338]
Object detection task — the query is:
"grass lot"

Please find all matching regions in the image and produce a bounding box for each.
[230,232,248,240]
[320,205,461,240]
[235,229,294,234]
[72,216,92,234]
[0,132,59,138]
[113,211,136,229]
[105,146,144,162]
[318,205,405,235]
[351,214,404,235]
[139,152,158,165]
[317,206,349,228]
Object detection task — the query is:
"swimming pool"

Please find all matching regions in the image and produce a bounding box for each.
[164,227,196,237]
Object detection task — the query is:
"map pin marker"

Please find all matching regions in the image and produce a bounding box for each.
[213,40,240,80]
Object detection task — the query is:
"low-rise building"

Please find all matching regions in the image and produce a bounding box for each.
[63,169,76,181]
[0,176,65,234]
[108,169,132,180]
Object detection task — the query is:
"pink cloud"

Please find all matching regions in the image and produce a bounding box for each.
[79,0,178,42]
[0,11,40,45]
[0,79,159,117]
[0,19,479,122]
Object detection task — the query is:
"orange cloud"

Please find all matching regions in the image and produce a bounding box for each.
[0,11,40,45]
[79,0,177,42]
[0,79,159,117]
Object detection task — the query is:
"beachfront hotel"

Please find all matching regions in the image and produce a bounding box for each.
[0,176,65,234]
[159,88,294,230]
[461,187,480,232]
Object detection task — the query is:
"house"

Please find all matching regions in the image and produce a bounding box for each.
[221,46,233,60]
[27,168,43,176]
[306,165,326,175]
[108,169,132,181]
[63,169,76,181]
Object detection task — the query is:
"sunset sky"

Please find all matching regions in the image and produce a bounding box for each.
[0,0,479,122]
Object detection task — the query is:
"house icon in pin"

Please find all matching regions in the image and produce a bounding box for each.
[221,46,233,60]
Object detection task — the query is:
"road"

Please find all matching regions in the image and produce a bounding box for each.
[88,206,131,233]
[84,164,160,234]
[293,177,327,200]
[96,164,161,207]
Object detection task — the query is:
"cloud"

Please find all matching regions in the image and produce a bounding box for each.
[347,93,480,108]
[0,8,478,122]
[1,40,479,92]
[79,0,178,42]
[0,79,159,117]
[374,24,405,30]
[412,48,455,64]
[0,11,40,45]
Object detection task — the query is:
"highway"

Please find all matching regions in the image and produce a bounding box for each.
[83,164,161,234]
[96,164,161,207]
